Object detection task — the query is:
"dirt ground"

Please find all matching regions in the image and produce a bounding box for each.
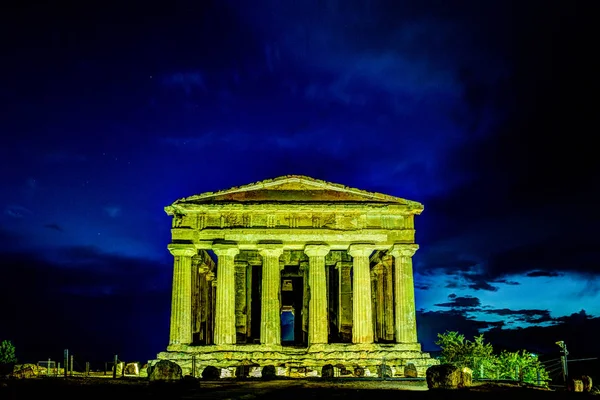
[0,377,582,400]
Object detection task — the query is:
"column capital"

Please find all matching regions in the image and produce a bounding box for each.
[258,245,284,258]
[348,243,375,258]
[389,243,419,258]
[168,244,197,257]
[212,244,240,257]
[304,244,330,257]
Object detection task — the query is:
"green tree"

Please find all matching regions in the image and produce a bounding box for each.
[436,331,549,385]
[0,340,17,364]
[436,331,495,379]
[494,349,549,383]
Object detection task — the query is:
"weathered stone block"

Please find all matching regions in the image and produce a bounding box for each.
[11,365,35,379]
[202,366,220,380]
[124,362,139,375]
[581,375,593,392]
[404,363,418,378]
[262,365,276,380]
[322,364,334,378]
[426,364,471,389]
[569,379,584,392]
[149,360,182,381]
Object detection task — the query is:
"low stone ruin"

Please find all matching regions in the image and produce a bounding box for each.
[426,364,472,389]
[149,360,182,381]
[10,364,47,379]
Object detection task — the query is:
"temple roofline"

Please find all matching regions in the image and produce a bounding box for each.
[165,175,424,213]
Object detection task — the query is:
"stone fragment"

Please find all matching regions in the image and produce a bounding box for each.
[202,366,220,380]
[426,364,471,389]
[262,365,276,380]
[11,365,35,379]
[149,360,182,381]
[124,362,139,375]
[404,363,418,378]
[569,379,583,392]
[321,364,334,378]
[581,375,593,392]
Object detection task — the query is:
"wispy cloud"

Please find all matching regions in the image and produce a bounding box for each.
[44,223,64,232]
[4,204,33,219]
[103,205,121,218]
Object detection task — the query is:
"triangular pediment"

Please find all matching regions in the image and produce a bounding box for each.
[169,175,422,208]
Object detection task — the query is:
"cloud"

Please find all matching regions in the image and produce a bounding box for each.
[103,205,121,218]
[527,270,562,277]
[435,295,481,308]
[419,308,600,357]
[480,308,554,324]
[44,223,63,232]
[4,204,33,219]
[161,71,206,94]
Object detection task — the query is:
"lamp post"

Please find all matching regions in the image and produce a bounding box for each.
[556,341,569,386]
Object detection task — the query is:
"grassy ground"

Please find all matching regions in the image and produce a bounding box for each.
[0,377,585,400]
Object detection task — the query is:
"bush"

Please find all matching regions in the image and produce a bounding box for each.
[0,340,17,364]
[436,331,549,385]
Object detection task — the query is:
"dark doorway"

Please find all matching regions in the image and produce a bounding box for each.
[249,265,262,343]
[281,275,304,346]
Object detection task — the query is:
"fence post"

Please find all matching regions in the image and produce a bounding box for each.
[86,362,90,377]
[70,355,74,376]
[47,358,51,376]
[64,349,69,378]
[57,362,60,377]
[113,355,118,379]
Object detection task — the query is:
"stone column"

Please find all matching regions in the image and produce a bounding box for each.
[304,245,330,345]
[373,264,385,340]
[234,261,248,342]
[336,261,353,341]
[259,246,284,345]
[382,255,395,341]
[168,245,197,346]
[213,244,240,345]
[389,244,419,343]
[348,244,375,344]
[300,262,309,343]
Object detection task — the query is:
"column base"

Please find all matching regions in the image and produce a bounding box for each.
[153,342,438,378]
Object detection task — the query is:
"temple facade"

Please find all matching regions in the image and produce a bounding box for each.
[152,175,437,377]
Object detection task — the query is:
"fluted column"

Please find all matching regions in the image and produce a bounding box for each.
[348,244,375,343]
[168,245,197,345]
[259,246,284,345]
[304,245,330,345]
[389,244,419,343]
[213,244,240,345]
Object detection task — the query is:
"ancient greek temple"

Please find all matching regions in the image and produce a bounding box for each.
[153,175,436,377]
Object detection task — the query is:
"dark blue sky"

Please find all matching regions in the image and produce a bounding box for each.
[1,0,598,367]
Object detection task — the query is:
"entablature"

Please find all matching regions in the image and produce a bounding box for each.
[170,227,415,250]
[171,210,415,231]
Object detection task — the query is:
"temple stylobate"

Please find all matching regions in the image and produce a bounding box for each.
[153,175,437,378]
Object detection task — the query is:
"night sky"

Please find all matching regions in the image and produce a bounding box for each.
[1,1,598,367]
